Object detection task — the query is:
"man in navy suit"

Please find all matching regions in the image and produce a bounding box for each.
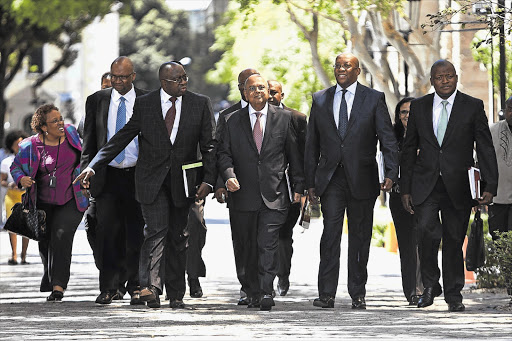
[305,53,398,309]
[76,61,217,309]
[401,60,498,312]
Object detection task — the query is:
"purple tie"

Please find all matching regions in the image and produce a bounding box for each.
[253,112,263,153]
[165,97,177,136]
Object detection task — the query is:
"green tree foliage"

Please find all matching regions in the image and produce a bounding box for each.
[0,0,123,145]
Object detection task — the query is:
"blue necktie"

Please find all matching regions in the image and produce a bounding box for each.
[437,100,448,146]
[338,89,348,140]
[114,97,126,163]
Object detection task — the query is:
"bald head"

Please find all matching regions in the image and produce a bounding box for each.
[159,61,188,97]
[244,74,269,111]
[334,53,361,89]
[110,56,135,95]
[238,68,259,101]
[430,59,458,99]
[267,80,284,106]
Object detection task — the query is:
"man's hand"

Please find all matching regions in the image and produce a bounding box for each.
[401,194,414,214]
[477,191,493,206]
[292,192,301,204]
[195,183,211,201]
[215,188,228,203]
[308,187,319,205]
[226,178,240,192]
[73,168,95,189]
[20,176,35,188]
[81,189,91,199]
[380,178,393,192]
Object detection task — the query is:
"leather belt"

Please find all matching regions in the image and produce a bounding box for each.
[108,166,135,172]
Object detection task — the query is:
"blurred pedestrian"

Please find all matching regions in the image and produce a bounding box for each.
[1,130,29,265]
[10,104,88,302]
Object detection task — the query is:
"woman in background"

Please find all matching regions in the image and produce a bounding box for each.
[2,130,29,265]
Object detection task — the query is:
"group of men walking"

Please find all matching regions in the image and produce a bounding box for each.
[75,51,499,313]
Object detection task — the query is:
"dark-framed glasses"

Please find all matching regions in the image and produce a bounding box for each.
[46,117,64,125]
[247,85,266,92]
[162,75,189,83]
[110,73,134,81]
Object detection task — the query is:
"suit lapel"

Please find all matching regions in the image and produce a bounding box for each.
[441,91,462,146]
[240,107,259,154]
[173,92,190,146]
[423,94,438,145]
[325,86,337,134]
[346,83,366,136]
[99,89,112,143]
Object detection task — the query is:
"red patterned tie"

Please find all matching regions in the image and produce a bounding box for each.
[253,112,263,153]
[165,97,177,136]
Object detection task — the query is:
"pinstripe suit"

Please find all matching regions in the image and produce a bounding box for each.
[88,89,217,299]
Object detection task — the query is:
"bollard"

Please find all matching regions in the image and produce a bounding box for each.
[385,221,398,253]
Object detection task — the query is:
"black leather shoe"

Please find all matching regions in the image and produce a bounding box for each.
[247,296,261,308]
[238,296,249,305]
[47,290,64,302]
[277,278,290,296]
[188,278,203,298]
[351,297,366,309]
[169,299,185,309]
[409,295,420,306]
[130,290,145,305]
[417,285,442,308]
[313,295,335,308]
[140,286,158,302]
[95,291,116,304]
[147,295,161,309]
[113,289,124,300]
[260,295,274,311]
[448,302,465,312]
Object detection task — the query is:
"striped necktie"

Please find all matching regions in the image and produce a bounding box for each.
[253,112,263,153]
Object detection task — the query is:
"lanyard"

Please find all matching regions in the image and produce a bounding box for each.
[42,135,61,179]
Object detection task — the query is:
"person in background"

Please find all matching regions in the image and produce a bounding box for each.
[389,97,423,305]
[267,80,307,296]
[101,72,112,89]
[10,104,88,302]
[0,144,10,227]
[2,130,29,265]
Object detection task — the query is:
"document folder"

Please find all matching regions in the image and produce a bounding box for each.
[182,160,203,198]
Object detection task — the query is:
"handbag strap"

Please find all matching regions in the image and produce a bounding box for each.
[22,186,35,210]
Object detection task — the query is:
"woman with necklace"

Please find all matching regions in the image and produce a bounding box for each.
[10,104,89,302]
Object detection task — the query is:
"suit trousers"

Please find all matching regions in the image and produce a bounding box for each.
[488,203,512,241]
[138,182,190,300]
[389,192,423,301]
[185,199,207,279]
[319,166,375,299]
[230,204,288,298]
[414,176,471,303]
[277,201,301,280]
[95,166,144,294]
[38,198,83,291]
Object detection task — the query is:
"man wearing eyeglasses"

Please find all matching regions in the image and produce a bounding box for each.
[76,61,217,310]
[400,60,498,312]
[305,52,398,310]
[217,74,304,311]
[81,56,147,305]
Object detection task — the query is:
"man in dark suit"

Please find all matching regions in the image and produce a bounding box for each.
[400,60,498,312]
[267,80,307,296]
[81,57,147,305]
[305,53,398,309]
[217,74,304,311]
[75,61,217,309]
[214,68,260,305]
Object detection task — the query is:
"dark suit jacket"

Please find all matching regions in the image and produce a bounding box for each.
[81,87,147,197]
[304,82,398,199]
[87,89,217,207]
[400,91,498,209]
[282,104,307,159]
[217,104,305,211]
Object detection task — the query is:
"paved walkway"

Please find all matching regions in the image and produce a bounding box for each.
[0,197,511,340]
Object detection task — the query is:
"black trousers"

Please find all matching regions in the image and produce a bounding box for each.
[186,199,207,280]
[319,166,375,299]
[488,203,512,240]
[277,201,301,280]
[389,191,423,301]
[414,176,471,303]
[139,180,190,300]
[230,204,288,298]
[95,166,144,294]
[38,198,84,292]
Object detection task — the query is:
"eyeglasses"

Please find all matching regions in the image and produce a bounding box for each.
[46,117,64,125]
[161,75,189,83]
[433,74,455,82]
[110,73,134,81]
[247,85,266,92]
[333,64,354,71]
[399,110,409,116]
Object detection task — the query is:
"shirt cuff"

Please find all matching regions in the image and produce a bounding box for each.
[203,182,213,191]
[84,167,95,175]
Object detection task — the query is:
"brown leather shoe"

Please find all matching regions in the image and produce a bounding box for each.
[140,286,158,302]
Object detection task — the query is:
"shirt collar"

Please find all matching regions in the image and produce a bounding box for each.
[335,81,358,96]
[433,90,457,108]
[241,98,248,108]
[112,86,136,103]
[248,102,269,116]
[160,88,182,104]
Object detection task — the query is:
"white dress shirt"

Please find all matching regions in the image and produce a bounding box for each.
[248,102,268,137]
[107,86,138,168]
[241,98,248,108]
[333,81,357,128]
[432,90,457,139]
[160,88,183,144]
